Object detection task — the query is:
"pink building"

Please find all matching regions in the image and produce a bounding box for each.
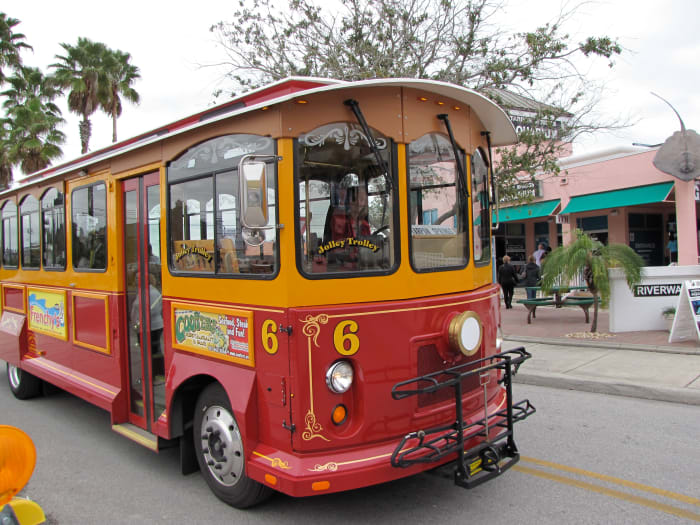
[494,145,700,272]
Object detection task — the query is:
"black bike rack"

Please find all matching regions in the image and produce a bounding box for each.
[391,347,536,489]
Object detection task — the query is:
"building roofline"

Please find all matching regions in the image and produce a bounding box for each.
[558,145,658,169]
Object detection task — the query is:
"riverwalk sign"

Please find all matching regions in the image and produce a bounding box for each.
[634,283,682,297]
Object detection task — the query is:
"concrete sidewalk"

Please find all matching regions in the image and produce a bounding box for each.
[501,287,700,405]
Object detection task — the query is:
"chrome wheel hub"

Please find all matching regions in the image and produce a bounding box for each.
[8,365,20,389]
[200,404,244,487]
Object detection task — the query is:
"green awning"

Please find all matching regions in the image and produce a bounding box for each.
[560,182,674,215]
[493,199,560,223]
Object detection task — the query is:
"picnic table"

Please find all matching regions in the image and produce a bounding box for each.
[517,286,596,324]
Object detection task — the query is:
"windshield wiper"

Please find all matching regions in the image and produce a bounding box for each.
[343,99,393,193]
[437,114,469,199]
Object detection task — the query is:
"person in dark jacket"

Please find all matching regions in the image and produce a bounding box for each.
[497,255,519,309]
[521,255,541,299]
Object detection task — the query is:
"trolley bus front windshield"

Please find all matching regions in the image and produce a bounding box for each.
[296,122,396,276]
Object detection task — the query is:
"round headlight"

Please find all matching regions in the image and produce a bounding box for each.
[448,311,483,357]
[326,360,354,394]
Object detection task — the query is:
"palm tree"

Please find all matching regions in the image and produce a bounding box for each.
[100,49,140,143]
[0,123,13,189]
[540,229,644,332]
[2,65,62,112]
[2,66,64,178]
[49,37,109,154]
[0,13,32,85]
[5,95,65,174]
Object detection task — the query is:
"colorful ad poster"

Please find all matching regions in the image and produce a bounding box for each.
[27,289,67,340]
[172,304,254,366]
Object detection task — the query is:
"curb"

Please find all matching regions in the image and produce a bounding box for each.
[504,335,700,355]
[514,371,700,406]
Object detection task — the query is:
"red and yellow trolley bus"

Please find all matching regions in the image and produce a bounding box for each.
[0,77,534,507]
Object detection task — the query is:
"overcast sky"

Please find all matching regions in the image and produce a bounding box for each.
[4,0,700,170]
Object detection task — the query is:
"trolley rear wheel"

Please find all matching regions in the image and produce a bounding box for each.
[7,363,43,400]
[194,383,272,508]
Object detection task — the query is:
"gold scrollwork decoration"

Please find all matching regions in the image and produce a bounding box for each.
[301,314,328,347]
[302,409,329,442]
[309,462,339,472]
[270,458,291,470]
[27,331,37,353]
[253,451,292,470]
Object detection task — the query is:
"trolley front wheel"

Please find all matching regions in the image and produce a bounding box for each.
[194,383,272,508]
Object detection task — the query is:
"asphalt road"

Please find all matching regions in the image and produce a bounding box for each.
[1,376,698,524]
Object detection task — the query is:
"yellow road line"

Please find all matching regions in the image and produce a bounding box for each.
[514,465,700,522]
[521,456,700,507]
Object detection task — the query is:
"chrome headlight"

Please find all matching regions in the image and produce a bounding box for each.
[326,360,354,394]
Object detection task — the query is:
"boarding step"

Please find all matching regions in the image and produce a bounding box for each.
[112,423,159,452]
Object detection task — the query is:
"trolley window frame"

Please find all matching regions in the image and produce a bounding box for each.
[406,132,470,274]
[166,135,280,280]
[292,124,400,281]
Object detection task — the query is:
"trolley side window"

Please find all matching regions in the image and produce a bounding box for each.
[20,195,40,269]
[471,148,490,265]
[167,134,278,276]
[1,200,18,268]
[295,122,397,277]
[71,182,107,271]
[41,188,66,270]
[407,133,468,271]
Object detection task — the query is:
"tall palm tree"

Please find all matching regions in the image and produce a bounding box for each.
[2,66,64,178]
[5,95,65,174]
[540,229,644,332]
[0,13,32,85]
[49,37,108,154]
[100,49,140,143]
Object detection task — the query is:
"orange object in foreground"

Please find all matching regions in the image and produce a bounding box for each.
[0,426,36,506]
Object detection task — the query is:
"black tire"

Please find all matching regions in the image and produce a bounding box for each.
[6,363,43,400]
[194,383,272,508]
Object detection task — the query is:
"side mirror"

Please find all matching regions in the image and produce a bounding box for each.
[239,156,270,229]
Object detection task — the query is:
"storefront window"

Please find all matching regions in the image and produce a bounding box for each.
[628,213,663,266]
[576,215,608,245]
[534,221,550,249]
[408,132,468,271]
[296,122,396,277]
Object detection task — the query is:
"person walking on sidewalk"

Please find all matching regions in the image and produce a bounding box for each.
[521,255,541,300]
[533,242,546,266]
[498,255,519,309]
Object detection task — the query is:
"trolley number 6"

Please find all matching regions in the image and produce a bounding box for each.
[261,320,279,354]
[262,318,360,356]
[333,319,360,356]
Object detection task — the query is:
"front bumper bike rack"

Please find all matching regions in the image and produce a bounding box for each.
[391,347,536,489]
